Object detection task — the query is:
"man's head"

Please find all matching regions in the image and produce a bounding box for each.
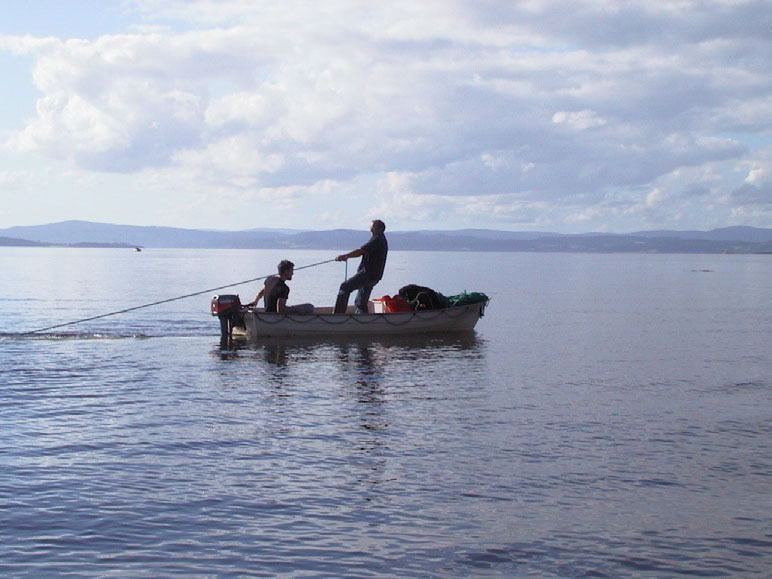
[277,259,295,279]
[370,219,385,235]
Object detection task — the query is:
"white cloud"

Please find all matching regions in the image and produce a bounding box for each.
[552,110,607,131]
[745,166,766,185]
[0,0,770,231]
[0,170,31,191]
[645,188,666,208]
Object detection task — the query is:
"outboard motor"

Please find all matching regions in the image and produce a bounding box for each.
[211,294,244,344]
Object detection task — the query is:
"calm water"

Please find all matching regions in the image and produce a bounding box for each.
[0,248,770,577]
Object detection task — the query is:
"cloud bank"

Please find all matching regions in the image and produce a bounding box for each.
[1,0,770,231]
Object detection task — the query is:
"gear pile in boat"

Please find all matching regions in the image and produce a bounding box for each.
[372,284,489,313]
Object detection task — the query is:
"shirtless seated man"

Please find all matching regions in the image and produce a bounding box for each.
[247,260,314,314]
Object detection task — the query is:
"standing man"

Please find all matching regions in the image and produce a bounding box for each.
[334,220,388,313]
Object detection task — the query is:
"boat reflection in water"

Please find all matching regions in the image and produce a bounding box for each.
[213,332,488,454]
[220,331,485,367]
[207,311,494,558]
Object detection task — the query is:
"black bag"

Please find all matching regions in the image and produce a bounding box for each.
[398,284,444,310]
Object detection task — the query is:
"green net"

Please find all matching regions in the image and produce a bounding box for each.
[438,291,490,307]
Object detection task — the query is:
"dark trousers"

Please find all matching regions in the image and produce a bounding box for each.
[334,271,378,313]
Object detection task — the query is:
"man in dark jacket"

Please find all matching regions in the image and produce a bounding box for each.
[333,220,388,313]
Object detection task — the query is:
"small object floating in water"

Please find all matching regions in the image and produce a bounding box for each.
[133,247,142,252]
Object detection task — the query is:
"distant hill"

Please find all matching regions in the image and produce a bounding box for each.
[0,236,47,247]
[629,226,772,243]
[414,229,559,240]
[0,220,281,249]
[0,221,770,253]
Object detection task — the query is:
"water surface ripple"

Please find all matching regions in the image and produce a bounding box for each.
[1,249,770,576]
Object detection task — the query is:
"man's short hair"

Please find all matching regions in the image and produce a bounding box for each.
[372,219,385,232]
[278,260,294,275]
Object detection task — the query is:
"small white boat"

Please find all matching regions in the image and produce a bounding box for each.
[211,294,488,341]
[238,303,487,339]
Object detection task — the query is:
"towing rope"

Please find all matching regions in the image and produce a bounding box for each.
[19,258,337,336]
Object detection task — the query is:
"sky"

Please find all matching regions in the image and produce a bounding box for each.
[0,1,770,233]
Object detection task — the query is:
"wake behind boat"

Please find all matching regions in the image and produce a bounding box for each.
[211,290,489,341]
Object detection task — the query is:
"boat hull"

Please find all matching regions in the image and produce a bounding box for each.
[239,302,487,339]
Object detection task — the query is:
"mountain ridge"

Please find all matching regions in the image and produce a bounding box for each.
[0,221,770,253]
